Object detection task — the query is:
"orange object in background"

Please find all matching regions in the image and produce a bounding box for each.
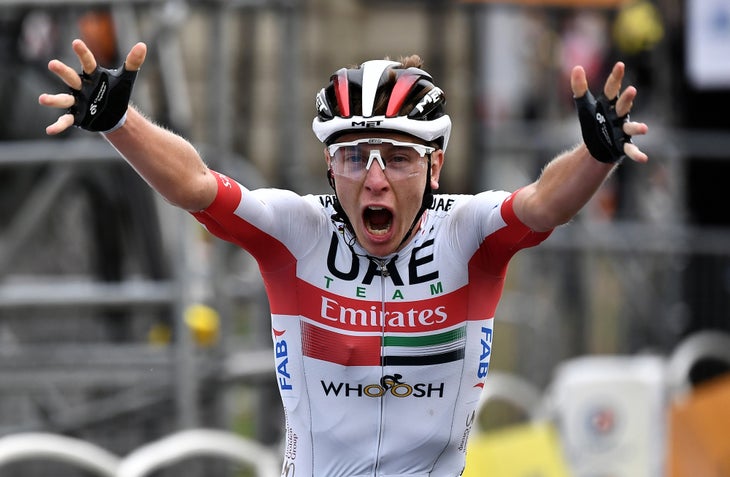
[667,374,730,477]
[77,10,118,66]
[459,0,624,7]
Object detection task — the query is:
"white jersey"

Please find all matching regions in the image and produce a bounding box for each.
[192,171,551,477]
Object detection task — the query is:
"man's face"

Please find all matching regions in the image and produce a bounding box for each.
[326,132,444,257]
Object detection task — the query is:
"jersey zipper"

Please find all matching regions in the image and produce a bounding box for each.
[372,257,390,477]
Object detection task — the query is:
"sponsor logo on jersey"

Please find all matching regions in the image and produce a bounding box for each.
[302,320,466,367]
[326,233,439,286]
[430,196,455,212]
[458,410,477,452]
[320,296,448,328]
[281,407,298,477]
[320,373,446,398]
[297,282,469,334]
[319,194,456,213]
[474,325,493,388]
[274,327,293,391]
[281,460,295,477]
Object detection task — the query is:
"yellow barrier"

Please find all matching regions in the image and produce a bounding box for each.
[464,421,571,477]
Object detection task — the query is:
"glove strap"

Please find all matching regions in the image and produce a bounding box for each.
[101,111,128,134]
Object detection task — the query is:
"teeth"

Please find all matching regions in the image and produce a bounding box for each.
[368,228,388,236]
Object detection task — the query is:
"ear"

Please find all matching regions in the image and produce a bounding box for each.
[324,147,336,190]
[324,147,332,167]
[429,149,445,190]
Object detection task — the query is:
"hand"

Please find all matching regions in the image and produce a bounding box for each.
[39,39,147,135]
[571,61,649,163]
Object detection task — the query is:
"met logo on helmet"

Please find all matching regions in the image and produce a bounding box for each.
[315,88,331,117]
[413,87,444,116]
[351,120,383,128]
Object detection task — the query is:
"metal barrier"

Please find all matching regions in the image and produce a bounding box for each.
[117,429,280,477]
[0,429,280,477]
[0,433,120,476]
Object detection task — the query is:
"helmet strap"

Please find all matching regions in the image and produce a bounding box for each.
[326,159,433,252]
[397,156,432,249]
[327,168,356,235]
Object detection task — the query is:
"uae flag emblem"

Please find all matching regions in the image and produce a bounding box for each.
[301,320,466,367]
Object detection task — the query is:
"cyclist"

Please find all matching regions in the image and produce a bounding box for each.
[40,39,648,477]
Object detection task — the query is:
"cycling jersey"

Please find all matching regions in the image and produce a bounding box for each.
[192,171,551,477]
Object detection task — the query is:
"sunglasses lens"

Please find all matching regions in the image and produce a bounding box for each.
[330,140,429,180]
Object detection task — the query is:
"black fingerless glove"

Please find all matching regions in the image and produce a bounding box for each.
[574,90,631,164]
[68,64,138,133]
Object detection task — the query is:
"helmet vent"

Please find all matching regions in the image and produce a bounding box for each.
[385,72,421,117]
[332,68,351,118]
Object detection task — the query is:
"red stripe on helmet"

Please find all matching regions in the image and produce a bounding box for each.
[333,68,351,118]
[386,73,421,117]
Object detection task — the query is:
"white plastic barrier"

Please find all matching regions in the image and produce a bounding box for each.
[0,432,120,476]
[545,355,667,477]
[116,429,281,477]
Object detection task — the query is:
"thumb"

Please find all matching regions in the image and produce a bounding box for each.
[124,42,147,71]
[571,65,588,99]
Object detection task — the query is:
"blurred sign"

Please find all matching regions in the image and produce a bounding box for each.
[460,0,624,7]
[548,356,667,477]
[686,0,730,89]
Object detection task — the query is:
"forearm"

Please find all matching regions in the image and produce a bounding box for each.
[103,106,217,211]
[515,143,617,231]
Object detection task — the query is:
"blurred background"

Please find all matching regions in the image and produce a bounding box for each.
[0,0,728,476]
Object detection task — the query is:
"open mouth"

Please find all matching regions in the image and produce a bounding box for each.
[363,206,393,236]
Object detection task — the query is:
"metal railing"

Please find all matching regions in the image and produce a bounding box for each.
[0,430,280,477]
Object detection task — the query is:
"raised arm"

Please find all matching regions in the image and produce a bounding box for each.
[39,39,217,211]
[513,62,649,232]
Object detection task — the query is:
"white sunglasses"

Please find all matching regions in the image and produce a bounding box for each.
[327,138,434,181]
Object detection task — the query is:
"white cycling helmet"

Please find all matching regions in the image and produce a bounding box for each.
[312,59,452,151]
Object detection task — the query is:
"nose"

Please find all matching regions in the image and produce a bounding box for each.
[363,161,390,192]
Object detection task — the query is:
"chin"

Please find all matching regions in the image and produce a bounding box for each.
[364,238,403,258]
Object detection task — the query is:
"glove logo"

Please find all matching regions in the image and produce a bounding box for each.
[90,80,108,117]
[575,90,629,164]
